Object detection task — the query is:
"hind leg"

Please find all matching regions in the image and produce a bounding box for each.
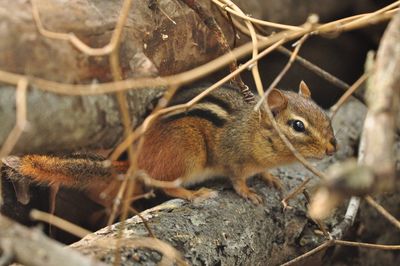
[258,172,283,190]
[163,187,218,202]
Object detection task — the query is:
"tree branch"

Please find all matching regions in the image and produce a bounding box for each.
[0,214,106,266]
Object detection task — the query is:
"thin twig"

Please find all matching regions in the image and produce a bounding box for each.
[224,11,237,48]
[277,46,351,92]
[107,178,128,227]
[30,209,92,238]
[281,177,311,209]
[30,0,131,56]
[96,1,137,263]
[330,72,370,117]
[0,78,28,204]
[334,239,400,250]
[255,33,310,109]
[330,113,366,238]
[212,0,303,31]
[125,189,156,203]
[158,6,177,25]
[219,0,264,97]
[128,207,155,238]
[314,219,331,238]
[336,1,400,30]
[365,196,400,230]
[113,174,135,266]
[282,237,400,266]
[180,0,254,102]
[316,4,399,33]
[0,78,28,159]
[280,240,333,266]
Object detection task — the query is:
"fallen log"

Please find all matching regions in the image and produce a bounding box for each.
[0,214,106,266]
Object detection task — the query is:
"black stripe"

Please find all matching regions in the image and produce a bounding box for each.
[169,94,232,111]
[200,95,232,113]
[168,85,238,110]
[169,95,232,114]
[216,83,242,93]
[162,108,227,127]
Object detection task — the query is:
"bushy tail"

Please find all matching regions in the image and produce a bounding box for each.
[2,153,129,188]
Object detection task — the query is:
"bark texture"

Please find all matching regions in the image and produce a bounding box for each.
[0,0,353,81]
[0,214,106,266]
[363,9,400,189]
[0,86,162,154]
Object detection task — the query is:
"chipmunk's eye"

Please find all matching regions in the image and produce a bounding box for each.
[289,119,305,132]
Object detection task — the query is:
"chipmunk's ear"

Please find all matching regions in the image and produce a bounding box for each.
[299,80,311,98]
[266,89,288,113]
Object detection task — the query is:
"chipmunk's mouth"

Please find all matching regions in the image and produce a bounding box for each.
[326,137,338,156]
[308,154,325,160]
[301,151,325,161]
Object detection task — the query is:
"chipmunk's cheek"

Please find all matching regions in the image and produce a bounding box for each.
[311,145,326,160]
[312,150,325,160]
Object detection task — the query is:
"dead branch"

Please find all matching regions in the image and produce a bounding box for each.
[363,8,400,190]
[0,214,106,266]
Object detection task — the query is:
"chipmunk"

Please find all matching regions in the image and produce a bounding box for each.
[2,81,337,205]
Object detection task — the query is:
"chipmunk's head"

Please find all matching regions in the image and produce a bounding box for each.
[259,81,337,161]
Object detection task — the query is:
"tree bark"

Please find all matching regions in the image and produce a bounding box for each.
[0,214,106,266]
[0,87,162,154]
[0,0,353,81]
[363,8,400,189]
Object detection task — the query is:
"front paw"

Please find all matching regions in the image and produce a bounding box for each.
[233,183,263,205]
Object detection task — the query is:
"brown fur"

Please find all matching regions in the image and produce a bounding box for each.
[138,118,208,182]
[16,154,117,188]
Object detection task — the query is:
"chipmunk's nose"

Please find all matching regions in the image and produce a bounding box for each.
[325,137,337,156]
